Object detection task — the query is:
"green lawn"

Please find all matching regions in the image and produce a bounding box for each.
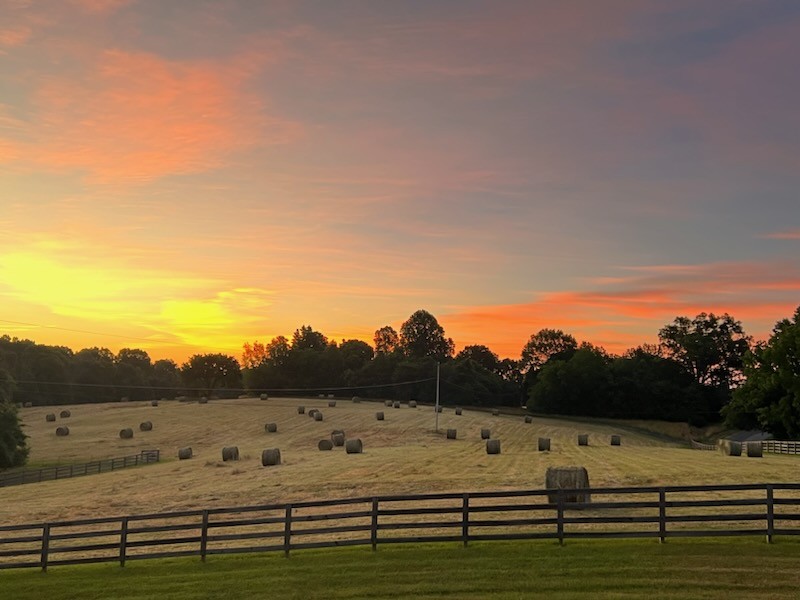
[1,539,798,599]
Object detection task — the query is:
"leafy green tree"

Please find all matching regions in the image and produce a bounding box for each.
[520,329,578,374]
[0,367,28,468]
[150,359,181,399]
[723,306,800,438]
[291,326,328,351]
[114,348,153,401]
[181,354,242,397]
[373,326,399,354]
[399,310,454,361]
[73,347,116,403]
[339,339,374,372]
[527,347,611,416]
[455,345,501,374]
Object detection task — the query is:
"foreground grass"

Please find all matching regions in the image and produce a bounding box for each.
[1,539,798,599]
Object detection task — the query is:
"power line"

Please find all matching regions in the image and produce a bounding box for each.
[0,319,174,345]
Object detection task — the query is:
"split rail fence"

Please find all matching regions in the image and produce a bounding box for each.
[763,441,800,455]
[1,482,799,571]
[0,450,160,488]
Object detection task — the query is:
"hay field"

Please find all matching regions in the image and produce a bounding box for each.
[4,398,798,526]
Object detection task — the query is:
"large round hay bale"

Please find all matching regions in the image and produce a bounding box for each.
[265,422,278,433]
[718,439,742,456]
[545,466,591,503]
[352,396,360,403]
[491,409,500,416]
[384,400,393,407]
[119,428,134,439]
[328,400,337,408]
[486,439,501,454]
[139,421,153,432]
[538,437,551,451]
[261,448,281,466]
[313,411,323,421]
[307,409,318,418]
[260,393,269,401]
[318,439,333,451]
[376,411,385,421]
[46,413,56,422]
[480,428,491,440]
[610,435,621,446]
[746,442,763,457]
[331,433,345,446]
[297,405,305,414]
[60,410,71,418]
[577,434,589,446]
[199,397,208,404]
[178,447,192,460]
[345,438,363,454]
[56,426,69,437]
[455,407,462,416]
[409,400,417,408]
[222,446,240,461]
[446,429,457,440]
[151,400,158,407]
[261,448,281,467]
[393,401,400,409]
[331,429,345,440]
[524,415,533,424]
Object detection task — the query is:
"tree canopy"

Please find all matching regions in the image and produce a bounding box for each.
[0,366,28,469]
[399,310,454,361]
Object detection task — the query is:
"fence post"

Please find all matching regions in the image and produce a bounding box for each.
[200,510,209,562]
[557,490,564,546]
[462,493,469,547]
[40,524,50,572]
[766,485,774,544]
[284,505,292,557]
[119,517,129,567]
[658,488,667,543]
[371,498,379,551]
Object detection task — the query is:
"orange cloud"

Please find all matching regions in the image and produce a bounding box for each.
[23,48,298,183]
[0,26,31,47]
[761,229,800,240]
[69,0,133,13]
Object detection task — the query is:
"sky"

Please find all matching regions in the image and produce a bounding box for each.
[1,0,799,364]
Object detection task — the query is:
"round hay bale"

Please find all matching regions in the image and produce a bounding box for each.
[222,446,240,461]
[577,434,589,446]
[446,429,457,440]
[313,411,323,421]
[545,466,591,504]
[261,448,281,466]
[46,413,56,422]
[297,405,305,414]
[178,447,192,460]
[260,393,269,401]
[265,422,277,433]
[376,411,385,421]
[486,439,501,454]
[119,428,134,439]
[524,415,533,424]
[331,433,345,446]
[199,397,208,404]
[318,439,333,451]
[151,400,159,407]
[610,435,621,446]
[345,438,363,454]
[384,400,393,407]
[480,428,491,440]
[331,429,345,439]
[352,396,360,403]
[307,409,318,418]
[139,421,153,432]
[60,410,71,418]
[328,400,337,408]
[746,441,763,457]
[393,401,400,409]
[538,437,551,451]
[455,407,462,416]
[55,426,69,437]
[718,439,742,456]
[409,400,417,408]
[491,409,500,416]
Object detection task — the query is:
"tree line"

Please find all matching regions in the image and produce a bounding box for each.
[2,305,800,468]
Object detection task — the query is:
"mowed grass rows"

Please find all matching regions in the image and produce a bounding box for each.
[4,397,799,527]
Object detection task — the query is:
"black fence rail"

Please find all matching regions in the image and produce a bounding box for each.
[1,482,799,571]
[0,450,160,488]
[763,441,800,455]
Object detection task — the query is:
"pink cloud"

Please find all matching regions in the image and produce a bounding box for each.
[0,26,31,47]
[69,0,133,14]
[760,229,800,240]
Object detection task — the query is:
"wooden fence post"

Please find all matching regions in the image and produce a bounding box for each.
[766,485,774,544]
[200,510,209,562]
[462,493,470,547]
[40,524,50,572]
[371,498,379,551]
[284,505,292,557]
[119,517,129,567]
[556,490,564,546]
[658,488,666,543]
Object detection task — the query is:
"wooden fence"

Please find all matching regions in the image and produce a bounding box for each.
[763,441,800,455]
[1,482,799,571]
[0,450,160,488]
[689,439,716,451]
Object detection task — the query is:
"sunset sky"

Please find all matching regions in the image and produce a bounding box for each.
[1,0,799,363]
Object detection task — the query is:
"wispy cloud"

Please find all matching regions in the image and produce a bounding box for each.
[760,229,800,240]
